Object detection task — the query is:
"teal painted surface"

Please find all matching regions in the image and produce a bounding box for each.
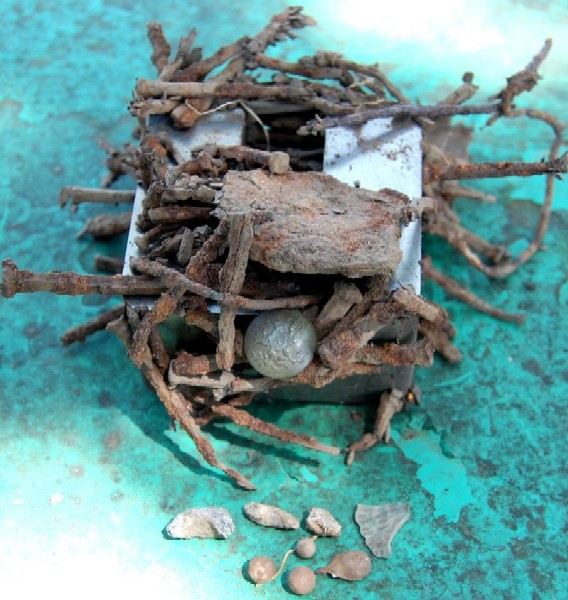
[390,413,474,523]
[1,1,567,598]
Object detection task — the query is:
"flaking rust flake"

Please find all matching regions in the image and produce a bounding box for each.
[217,170,405,278]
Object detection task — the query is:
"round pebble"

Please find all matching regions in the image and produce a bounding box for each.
[247,555,276,584]
[244,309,317,379]
[288,566,316,595]
[295,537,317,559]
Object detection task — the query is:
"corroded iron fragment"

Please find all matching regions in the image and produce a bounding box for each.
[288,566,316,595]
[305,507,342,537]
[247,556,277,584]
[355,502,411,558]
[315,550,372,581]
[217,169,405,278]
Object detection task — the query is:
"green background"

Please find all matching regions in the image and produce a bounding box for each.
[0,1,566,598]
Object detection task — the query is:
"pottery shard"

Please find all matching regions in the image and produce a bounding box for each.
[243,502,300,529]
[305,507,342,537]
[166,507,235,539]
[355,502,411,558]
[216,169,406,278]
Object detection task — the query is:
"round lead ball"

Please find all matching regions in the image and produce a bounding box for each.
[244,310,317,379]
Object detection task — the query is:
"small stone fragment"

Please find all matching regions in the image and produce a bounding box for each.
[166,507,235,539]
[288,566,316,595]
[219,169,404,278]
[295,536,317,559]
[315,550,371,581]
[247,555,277,584]
[244,502,300,529]
[355,502,411,558]
[305,507,341,537]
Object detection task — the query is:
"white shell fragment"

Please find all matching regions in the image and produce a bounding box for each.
[243,502,300,529]
[305,507,342,537]
[315,550,372,581]
[166,507,235,539]
[355,502,411,558]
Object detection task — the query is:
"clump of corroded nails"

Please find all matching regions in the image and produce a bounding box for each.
[315,550,372,581]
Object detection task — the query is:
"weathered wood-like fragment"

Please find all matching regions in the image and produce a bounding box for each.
[217,170,405,278]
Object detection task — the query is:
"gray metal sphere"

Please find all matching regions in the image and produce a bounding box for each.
[244,310,317,379]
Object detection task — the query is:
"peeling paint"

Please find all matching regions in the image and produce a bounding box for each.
[392,416,474,522]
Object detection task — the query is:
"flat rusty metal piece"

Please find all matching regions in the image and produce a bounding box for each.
[217,169,405,278]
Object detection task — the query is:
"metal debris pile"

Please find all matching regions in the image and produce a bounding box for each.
[1,7,565,490]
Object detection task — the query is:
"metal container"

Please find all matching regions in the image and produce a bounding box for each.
[123,108,422,402]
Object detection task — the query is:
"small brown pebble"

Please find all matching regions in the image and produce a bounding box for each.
[288,566,316,595]
[295,537,317,559]
[315,550,371,581]
[247,555,276,584]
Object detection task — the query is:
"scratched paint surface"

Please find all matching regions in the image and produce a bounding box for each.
[0,1,567,599]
